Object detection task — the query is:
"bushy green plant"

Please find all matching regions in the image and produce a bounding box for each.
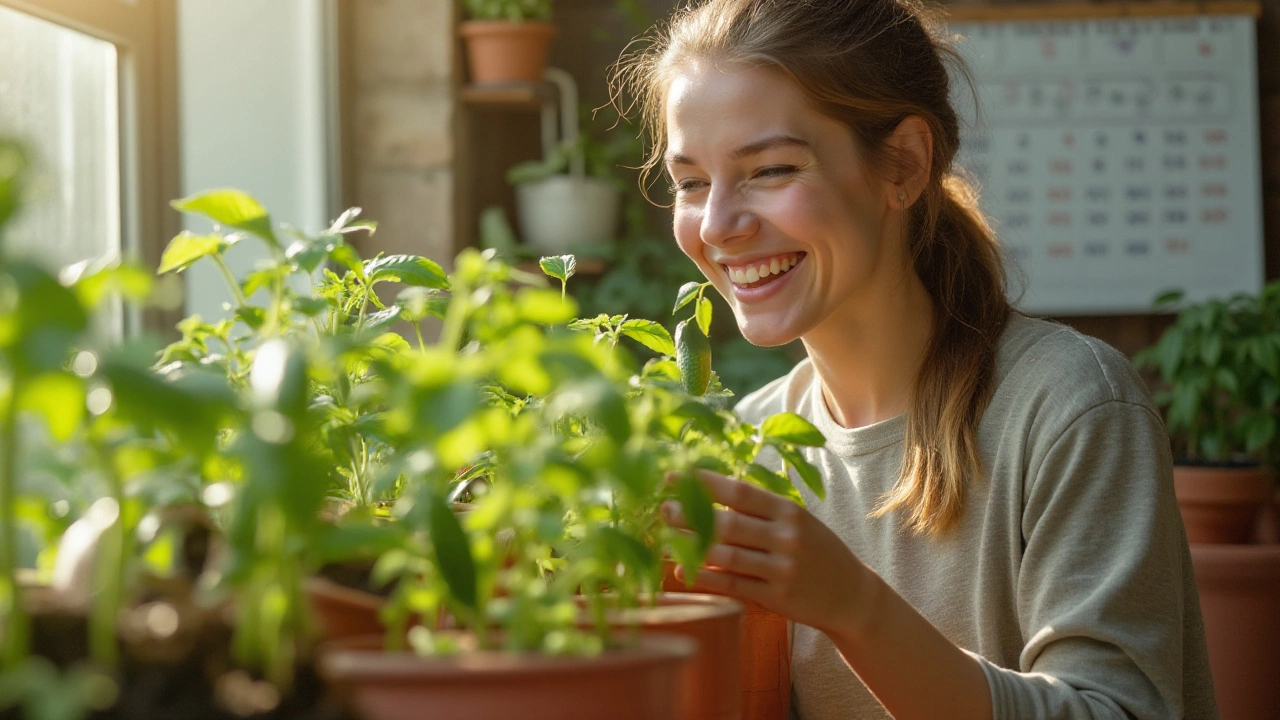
[2,163,829,717]
[464,0,552,23]
[1136,285,1280,465]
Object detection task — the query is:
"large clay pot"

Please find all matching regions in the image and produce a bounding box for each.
[1190,544,1280,719]
[320,633,694,720]
[459,21,555,85]
[583,594,742,720]
[1174,466,1275,544]
[664,563,791,720]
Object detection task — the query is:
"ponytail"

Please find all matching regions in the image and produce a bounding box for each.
[870,174,1010,536]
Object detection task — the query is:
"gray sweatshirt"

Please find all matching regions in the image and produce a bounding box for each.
[735,313,1217,720]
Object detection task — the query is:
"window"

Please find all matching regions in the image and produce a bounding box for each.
[0,0,178,334]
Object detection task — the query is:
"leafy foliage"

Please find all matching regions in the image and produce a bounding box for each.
[1,155,832,716]
[1135,284,1280,465]
[463,0,552,22]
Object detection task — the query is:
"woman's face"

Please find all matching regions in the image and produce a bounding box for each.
[664,63,903,347]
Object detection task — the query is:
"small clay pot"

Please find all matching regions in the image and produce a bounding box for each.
[320,633,694,720]
[307,576,386,641]
[580,593,743,720]
[459,21,555,85]
[1174,465,1275,544]
[663,563,791,720]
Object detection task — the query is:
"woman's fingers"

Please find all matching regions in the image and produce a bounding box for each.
[693,469,785,519]
[662,503,777,551]
[664,469,788,520]
[704,542,786,581]
[676,563,769,600]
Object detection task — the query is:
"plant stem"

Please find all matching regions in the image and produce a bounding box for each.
[88,441,124,668]
[413,322,426,352]
[212,254,249,307]
[0,382,28,669]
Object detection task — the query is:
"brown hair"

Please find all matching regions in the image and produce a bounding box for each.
[612,0,1011,536]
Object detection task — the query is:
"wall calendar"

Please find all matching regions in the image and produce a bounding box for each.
[949,6,1264,315]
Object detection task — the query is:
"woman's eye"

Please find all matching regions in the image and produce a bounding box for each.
[671,179,707,194]
[754,166,797,180]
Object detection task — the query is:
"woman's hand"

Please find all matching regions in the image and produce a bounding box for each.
[665,470,993,720]
[663,469,872,641]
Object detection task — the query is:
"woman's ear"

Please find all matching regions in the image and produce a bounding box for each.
[885,115,933,208]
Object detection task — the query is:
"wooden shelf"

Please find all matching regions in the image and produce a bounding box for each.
[461,82,553,108]
[517,258,610,276]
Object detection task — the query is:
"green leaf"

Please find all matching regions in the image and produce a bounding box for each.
[761,412,826,447]
[427,491,477,611]
[157,231,224,274]
[516,288,577,325]
[744,463,803,505]
[170,189,277,246]
[1244,414,1277,454]
[672,282,703,314]
[695,296,713,336]
[1201,333,1223,367]
[619,319,675,356]
[1152,289,1185,309]
[478,206,518,254]
[365,255,449,290]
[1158,328,1185,381]
[777,445,825,500]
[330,243,365,279]
[674,472,716,554]
[18,372,84,442]
[538,255,577,285]
[672,401,726,438]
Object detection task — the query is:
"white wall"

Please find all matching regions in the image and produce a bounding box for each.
[176,0,332,319]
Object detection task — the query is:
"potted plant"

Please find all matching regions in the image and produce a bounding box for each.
[1136,287,1280,544]
[506,72,623,255]
[1136,284,1280,720]
[0,141,354,718]
[459,0,555,85]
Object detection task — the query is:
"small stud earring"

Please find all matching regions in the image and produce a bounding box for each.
[898,189,907,206]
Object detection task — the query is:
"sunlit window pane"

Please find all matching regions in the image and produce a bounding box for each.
[0,4,121,270]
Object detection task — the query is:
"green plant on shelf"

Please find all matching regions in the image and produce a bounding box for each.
[1136,285,1280,466]
[463,0,552,23]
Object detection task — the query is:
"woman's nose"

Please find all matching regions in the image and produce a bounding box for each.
[700,185,758,247]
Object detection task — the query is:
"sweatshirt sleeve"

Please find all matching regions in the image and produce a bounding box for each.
[969,399,1214,720]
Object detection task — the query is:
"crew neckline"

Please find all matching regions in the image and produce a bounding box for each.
[808,378,907,457]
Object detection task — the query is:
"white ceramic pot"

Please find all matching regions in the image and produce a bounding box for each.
[516,175,619,254]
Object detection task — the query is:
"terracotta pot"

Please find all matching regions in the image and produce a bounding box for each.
[580,593,742,720]
[320,633,694,720]
[663,563,791,720]
[1190,543,1280,719]
[459,21,555,85]
[1174,466,1275,544]
[307,576,386,641]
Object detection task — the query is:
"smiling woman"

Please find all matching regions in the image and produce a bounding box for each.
[613,1,1217,719]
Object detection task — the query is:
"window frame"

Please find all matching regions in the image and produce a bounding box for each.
[0,0,180,334]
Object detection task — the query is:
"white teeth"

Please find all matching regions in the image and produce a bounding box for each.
[725,253,802,284]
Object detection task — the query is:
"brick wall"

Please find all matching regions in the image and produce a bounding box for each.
[341,0,456,267]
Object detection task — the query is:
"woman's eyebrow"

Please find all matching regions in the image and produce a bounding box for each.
[665,135,811,169]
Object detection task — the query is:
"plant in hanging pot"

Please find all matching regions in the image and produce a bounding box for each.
[459,0,556,84]
[506,72,626,256]
[1136,285,1280,543]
